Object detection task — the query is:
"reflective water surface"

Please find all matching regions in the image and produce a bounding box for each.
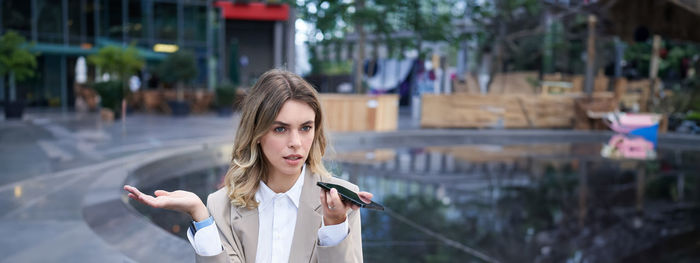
[132,143,700,262]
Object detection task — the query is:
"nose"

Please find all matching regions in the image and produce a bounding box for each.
[288,130,301,149]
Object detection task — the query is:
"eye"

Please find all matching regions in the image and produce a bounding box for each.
[301,125,313,132]
[274,127,286,133]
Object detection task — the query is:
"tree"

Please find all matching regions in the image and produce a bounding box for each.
[158,50,198,102]
[299,0,463,92]
[0,31,38,103]
[88,45,144,82]
[88,45,144,118]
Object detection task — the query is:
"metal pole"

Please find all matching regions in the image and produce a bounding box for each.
[218,8,226,82]
[206,0,214,90]
[457,41,467,81]
[9,72,15,101]
[104,0,109,40]
[122,0,127,45]
[649,35,662,79]
[62,0,69,112]
[286,7,296,72]
[147,0,154,46]
[273,21,283,68]
[31,0,38,42]
[649,34,662,97]
[354,0,366,94]
[177,0,184,46]
[93,0,101,81]
[94,0,100,42]
[543,10,554,74]
[63,0,69,46]
[61,56,68,112]
[614,37,625,78]
[81,0,87,44]
[583,15,596,96]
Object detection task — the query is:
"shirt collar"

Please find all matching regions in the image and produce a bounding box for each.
[255,164,306,210]
[286,164,305,208]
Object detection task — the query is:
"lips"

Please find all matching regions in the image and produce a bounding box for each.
[283,154,304,166]
[284,154,303,160]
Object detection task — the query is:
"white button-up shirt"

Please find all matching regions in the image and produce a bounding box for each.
[187,165,349,262]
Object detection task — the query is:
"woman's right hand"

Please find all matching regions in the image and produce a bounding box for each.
[124,185,210,221]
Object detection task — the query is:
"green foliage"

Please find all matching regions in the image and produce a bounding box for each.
[306,41,353,75]
[469,0,547,70]
[88,45,144,81]
[399,0,459,43]
[300,0,463,70]
[0,31,38,81]
[625,41,700,79]
[93,80,125,112]
[322,61,354,75]
[308,45,323,75]
[687,111,700,121]
[158,51,198,84]
[215,83,236,107]
[691,93,700,112]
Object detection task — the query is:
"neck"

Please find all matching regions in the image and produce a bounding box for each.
[265,168,302,193]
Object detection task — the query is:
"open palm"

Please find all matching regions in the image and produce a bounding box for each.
[124,185,209,221]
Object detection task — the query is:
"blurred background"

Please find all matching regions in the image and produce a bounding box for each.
[1,0,699,125]
[2,0,700,262]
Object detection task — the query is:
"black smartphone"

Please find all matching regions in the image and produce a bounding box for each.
[317,182,384,211]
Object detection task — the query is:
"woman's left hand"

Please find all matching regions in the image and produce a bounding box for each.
[320,188,374,225]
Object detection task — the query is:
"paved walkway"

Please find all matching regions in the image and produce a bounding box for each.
[1,109,698,262]
[1,111,239,262]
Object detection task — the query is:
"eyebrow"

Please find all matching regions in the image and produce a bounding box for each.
[272,120,314,126]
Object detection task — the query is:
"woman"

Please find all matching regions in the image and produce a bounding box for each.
[124,69,373,263]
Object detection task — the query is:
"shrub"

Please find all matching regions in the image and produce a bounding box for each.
[94,80,125,113]
[215,83,237,108]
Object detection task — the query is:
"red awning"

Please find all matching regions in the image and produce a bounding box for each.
[214,2,289,21]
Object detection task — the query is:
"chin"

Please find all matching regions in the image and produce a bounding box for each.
[280,162,304,173]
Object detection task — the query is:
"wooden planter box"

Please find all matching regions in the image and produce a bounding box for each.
[320,94,398,132]
[141,90,165,112]
[421,94,579,129]
[573,94,619,130]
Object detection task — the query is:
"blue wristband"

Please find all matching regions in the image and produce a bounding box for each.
[191,216,214,234]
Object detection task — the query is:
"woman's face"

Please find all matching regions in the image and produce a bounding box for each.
[260,99,316,179]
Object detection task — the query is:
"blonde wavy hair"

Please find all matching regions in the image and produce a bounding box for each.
[224,69,331,208]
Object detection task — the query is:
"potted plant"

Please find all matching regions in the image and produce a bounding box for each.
[215,82,237,116]
[88,45,144,120]
[93,80,124,121]
[0,31,38,119]
[158,51,198,117]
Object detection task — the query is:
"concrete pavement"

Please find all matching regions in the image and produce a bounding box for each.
[1,109,699,262]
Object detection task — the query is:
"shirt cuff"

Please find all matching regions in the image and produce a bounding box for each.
[193,216,215,231]
[187,220,223,256]
[317,217,349,247]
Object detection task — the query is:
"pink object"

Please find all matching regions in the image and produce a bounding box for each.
[606,134,655,159]
[606,113,660,134]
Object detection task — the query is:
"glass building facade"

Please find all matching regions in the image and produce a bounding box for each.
[1,0,295,110]
[1,0,220,109]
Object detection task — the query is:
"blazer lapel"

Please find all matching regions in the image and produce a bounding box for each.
[231,204,259,263]
[288,169,323,263]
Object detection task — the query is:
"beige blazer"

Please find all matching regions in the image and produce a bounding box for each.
[195,169,363,263]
